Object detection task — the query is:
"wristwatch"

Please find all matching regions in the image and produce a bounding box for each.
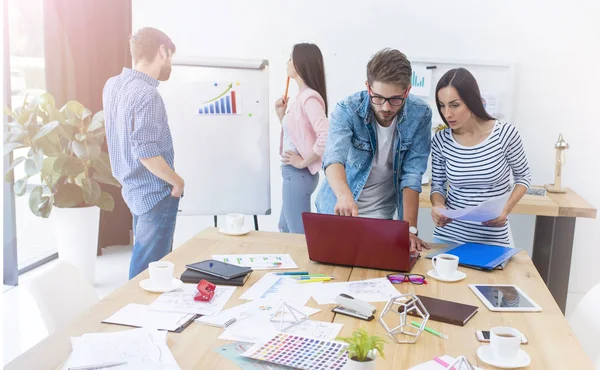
[409,226,419,236]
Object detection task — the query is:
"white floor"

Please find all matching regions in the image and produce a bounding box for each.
[1,214,585,366]
[1,214,270,366]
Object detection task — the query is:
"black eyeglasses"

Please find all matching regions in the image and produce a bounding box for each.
[386,273,427,285]
[370,95,406,107]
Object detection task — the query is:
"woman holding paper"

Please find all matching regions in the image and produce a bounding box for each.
[274,43,329,234]
[430,68,531,247]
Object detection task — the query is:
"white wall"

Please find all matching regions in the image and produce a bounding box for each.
[133,0,600,308]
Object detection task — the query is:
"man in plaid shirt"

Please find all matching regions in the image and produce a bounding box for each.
[103,28,184,279]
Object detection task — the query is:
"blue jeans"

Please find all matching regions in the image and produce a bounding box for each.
[129,195,180,279]
[279,165,319,234]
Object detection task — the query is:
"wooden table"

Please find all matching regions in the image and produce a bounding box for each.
[419,185,596,313]
[7,229,593,370]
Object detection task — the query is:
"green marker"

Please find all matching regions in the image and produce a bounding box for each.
[410,321,448,339]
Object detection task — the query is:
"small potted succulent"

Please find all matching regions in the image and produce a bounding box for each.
[338,328,386,370]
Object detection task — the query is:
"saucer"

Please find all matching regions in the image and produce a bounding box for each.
[139,278,183,293]
[477,345,531,369]
[219,227,251,236]
[427,269,467,282]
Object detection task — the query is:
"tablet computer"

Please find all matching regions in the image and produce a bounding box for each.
[469,284,542,312]
[186,260,251,280]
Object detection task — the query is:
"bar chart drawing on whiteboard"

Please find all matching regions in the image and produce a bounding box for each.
[410,65,432,97]
[198,82,241,115]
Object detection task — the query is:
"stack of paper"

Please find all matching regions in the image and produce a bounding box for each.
[439,193,510,222]
[64,328,180,370]
[149,284,236,316]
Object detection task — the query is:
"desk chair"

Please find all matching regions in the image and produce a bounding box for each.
[568,282,600,366]
[27,261,99,334]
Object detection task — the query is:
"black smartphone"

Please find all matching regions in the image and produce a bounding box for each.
[185,259,251,280]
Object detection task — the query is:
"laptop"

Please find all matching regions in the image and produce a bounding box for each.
[301,212,419,272]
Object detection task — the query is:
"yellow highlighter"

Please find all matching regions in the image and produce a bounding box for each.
[297,277,333,283]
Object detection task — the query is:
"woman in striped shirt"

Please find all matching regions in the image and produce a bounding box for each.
[430,68,531,247]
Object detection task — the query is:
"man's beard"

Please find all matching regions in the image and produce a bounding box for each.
[374,108,397,125]
[158,63,172,81]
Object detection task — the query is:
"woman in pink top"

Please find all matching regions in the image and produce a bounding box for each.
[275,43,329,234]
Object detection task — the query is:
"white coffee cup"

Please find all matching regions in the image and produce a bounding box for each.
[431,254,459,278]
[490,326,522,361]
[226,213,245,231]
[149,261,174,290]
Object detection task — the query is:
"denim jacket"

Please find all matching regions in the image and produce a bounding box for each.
[315,90,432,220]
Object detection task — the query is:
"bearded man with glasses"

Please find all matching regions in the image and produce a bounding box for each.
[316,48,432,252]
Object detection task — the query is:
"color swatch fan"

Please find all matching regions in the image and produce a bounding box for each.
[242,333,348,370]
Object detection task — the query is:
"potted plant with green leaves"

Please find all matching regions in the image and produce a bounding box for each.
[4,92,120,282]
[338,328,386,370]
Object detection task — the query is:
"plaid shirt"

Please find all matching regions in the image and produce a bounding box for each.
[103,68,175,215]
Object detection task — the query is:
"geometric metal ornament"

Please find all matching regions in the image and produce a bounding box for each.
[269,300,308,332]
[444,355,476,370]
[378,293,430,344]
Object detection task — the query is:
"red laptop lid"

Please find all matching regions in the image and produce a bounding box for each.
[301,212,417,272]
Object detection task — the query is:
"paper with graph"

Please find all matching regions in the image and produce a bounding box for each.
[239,274,318,306]
[212,254,298,270]
[439,192,510,222]
[311,278,401,305]
[149,284,236,316]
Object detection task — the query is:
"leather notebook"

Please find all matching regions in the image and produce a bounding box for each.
[403,295,478,326]
[180,269,251,286]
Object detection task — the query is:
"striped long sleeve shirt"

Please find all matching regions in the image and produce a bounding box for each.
[431,121,531,247]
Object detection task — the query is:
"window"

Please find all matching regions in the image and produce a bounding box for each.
[8,0,58,271]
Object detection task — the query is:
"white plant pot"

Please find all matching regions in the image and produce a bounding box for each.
[52,206,100,284]
[344,356,377,370]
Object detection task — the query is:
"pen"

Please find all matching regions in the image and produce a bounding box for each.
[411,321,448,339]
[284,77,290,100]
[69,361,127,370]
[274,272,309,275]
[433,356,455,370]
[292,276,334,280]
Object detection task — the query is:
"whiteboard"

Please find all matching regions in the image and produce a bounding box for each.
[159,57,271,216]
[410,58,515,126]
[408,58,515,183]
